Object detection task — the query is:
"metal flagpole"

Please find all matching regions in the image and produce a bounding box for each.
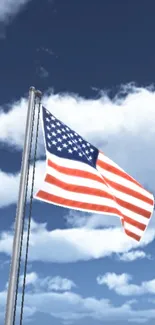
[4,87,36,325]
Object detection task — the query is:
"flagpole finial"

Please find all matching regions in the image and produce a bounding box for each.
[29,86,35,91]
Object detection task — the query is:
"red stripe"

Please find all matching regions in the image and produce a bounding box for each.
[47,160,153,211]
[36,188,144,240]
[100,175,153,206]
[36,190,122,215]
[97,158,143,188]
[114,197,151,219]
[42,157,154,241]
[45,174,116,200]
[47,159,103,183]
[123,216,146,231]
[45,173,151,219]
[124,228,141,242]
[36,187,146,231]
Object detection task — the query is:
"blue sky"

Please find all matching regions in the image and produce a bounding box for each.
[0,0,155,324]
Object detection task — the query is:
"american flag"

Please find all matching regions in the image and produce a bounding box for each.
[34,106,154,242]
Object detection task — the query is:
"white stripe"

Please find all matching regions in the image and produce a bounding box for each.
[47,164,114,193]
[118,206,149,226]
[98,152,125,171]
[47,164,152,215]
[35,181,151,227]
[123,222,144,238]
[104,184,153,212]
[47,151,153,204]
[47,151,101,177]
[35,192,121,217]
[97,165,153,200]
[43,168,152,226]
[35,189,148,232]
[38,181,119,209]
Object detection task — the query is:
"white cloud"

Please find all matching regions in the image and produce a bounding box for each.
[0,219,154,263]
[0,169,20,208]
[0,98,44,152]
[97,272,155,296]
[0,159,46,208]
[0,287,155,324]
[117,250,151,262]
[0,0,31,23]
[19,272,76,292]
[65,211,120,228]
[44,276,76,292]
[19,272,38,287]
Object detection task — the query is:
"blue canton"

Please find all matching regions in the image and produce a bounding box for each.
[42,107,99,168]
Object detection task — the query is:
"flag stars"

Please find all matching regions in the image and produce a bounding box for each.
[43,107,97,167]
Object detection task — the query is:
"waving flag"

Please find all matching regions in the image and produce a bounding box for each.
[34,106,154,242]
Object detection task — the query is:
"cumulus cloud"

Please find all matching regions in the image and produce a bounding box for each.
[117,250,151,262]
[0,97,44,153]
[19,272,38,287]
[65,211,120,228]
[0,219,154,263]
[0,287,155,324]
[97,272,155,296]
[44,276,76,292]
[19,272,76,292]
[0,0,31,23]
[0,158,46,208]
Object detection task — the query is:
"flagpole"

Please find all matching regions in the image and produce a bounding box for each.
[4,87,36,325]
